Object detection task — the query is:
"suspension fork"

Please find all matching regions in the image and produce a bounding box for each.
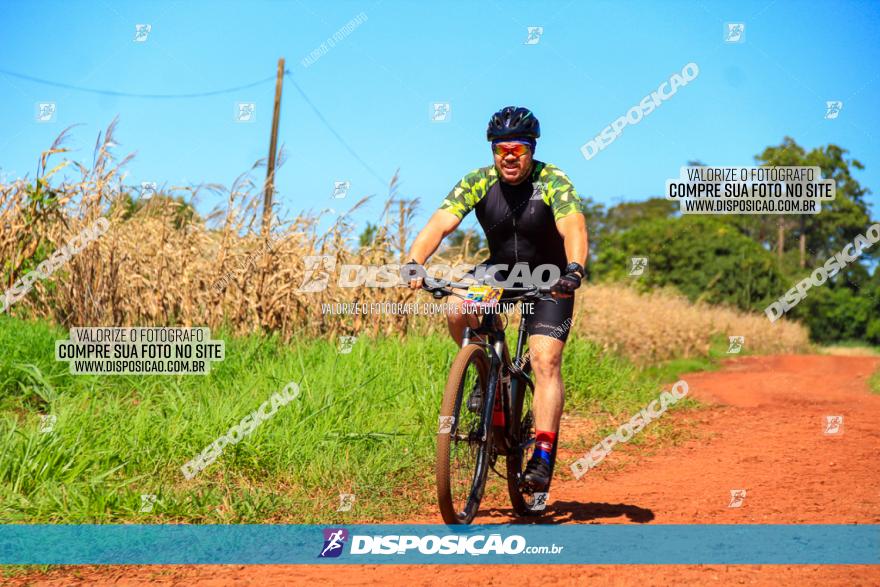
[463,315,504,443]
[478,340,503,442]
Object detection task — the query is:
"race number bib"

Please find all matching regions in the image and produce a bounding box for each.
[464,285,503,305]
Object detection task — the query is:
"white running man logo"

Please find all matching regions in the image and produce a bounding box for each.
[321,530,346,557]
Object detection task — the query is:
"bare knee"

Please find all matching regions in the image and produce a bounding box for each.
[445,298,475,343]
[530,344,562,379]
[445,299,468,327]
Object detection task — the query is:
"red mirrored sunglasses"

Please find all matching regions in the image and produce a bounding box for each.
[492,142,531,158]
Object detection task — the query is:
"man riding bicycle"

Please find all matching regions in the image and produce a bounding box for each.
[404,106,589,492]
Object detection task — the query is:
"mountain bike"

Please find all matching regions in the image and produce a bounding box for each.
[424,277,559,525]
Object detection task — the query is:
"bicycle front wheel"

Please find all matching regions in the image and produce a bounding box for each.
[436,344,491,525]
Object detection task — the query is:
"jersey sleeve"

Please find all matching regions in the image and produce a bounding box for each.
[542,165,585,221]
[439,167,494,219]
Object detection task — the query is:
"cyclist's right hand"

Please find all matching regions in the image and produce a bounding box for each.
[400,259,427,289]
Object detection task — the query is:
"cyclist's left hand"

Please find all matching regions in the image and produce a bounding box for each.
[550,263,584,298]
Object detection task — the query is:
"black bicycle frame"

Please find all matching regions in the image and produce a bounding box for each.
[461,310,530,448]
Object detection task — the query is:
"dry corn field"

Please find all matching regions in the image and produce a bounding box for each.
[573,284,809,363]
[1,123,810,362]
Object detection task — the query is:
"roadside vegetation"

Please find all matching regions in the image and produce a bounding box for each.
[870,367,880,395]
[1,124,810,354]
[1,315,683,524]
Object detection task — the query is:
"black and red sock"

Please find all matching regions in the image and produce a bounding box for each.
[534,430,556,464]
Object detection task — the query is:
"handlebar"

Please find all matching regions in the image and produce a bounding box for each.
[420,276,554,303]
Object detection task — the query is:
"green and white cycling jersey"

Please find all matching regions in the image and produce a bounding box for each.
[439,160,584,270]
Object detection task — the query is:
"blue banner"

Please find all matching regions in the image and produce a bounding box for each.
[1,524,877,565]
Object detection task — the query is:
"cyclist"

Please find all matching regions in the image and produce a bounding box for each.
[404,106,588,492]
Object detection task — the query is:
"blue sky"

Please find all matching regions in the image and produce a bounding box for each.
[1,0,878,235]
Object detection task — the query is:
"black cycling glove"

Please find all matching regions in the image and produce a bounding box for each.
[551,262,584,295]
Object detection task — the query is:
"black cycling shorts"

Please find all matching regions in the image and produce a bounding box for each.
[518,294,575,342]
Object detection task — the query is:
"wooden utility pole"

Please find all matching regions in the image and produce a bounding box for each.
[798,216,806,268]
[777,218,785,263]
[262,57,285,237]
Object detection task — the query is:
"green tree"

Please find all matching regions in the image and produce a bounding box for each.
[110,190,199,230]
[358,222,378,248]
[592,216,786,311]
[754,137,873,270]
[602,197,678,234]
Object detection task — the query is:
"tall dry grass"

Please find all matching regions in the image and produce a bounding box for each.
[574,284,810,363]
[0,123,810,361]
[0,122,469,339]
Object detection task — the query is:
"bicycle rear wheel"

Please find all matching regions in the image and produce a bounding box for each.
[436,344,492,525]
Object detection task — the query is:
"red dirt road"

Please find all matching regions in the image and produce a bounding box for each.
[10,354,880,586]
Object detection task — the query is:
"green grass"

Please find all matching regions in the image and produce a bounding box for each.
[870,367,880,395]
[641,334,732,383]
[0,315,695,524]
[822,340,880,351]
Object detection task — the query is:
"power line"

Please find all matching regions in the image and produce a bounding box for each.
[0,68,277,98]
[284,72,388,187]
[0,64,389,188]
